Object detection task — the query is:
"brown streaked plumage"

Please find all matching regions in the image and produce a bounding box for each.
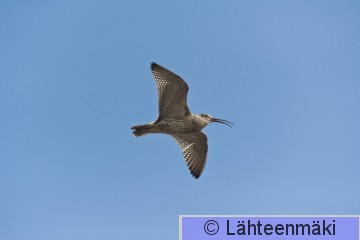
[131,62,233,179]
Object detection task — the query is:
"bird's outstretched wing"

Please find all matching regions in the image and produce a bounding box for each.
[172,132,208,179]
[150,62,190,120]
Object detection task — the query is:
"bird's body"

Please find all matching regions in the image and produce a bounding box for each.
[132,114,207,136]
[131,62,232,179]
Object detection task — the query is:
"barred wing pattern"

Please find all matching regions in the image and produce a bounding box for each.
[172,132,208,179]
[151,62,190,120]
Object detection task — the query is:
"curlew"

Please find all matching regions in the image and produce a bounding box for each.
[131,62,233,179]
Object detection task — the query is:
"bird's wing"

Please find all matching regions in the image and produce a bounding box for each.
[172,132,208,179]
[150,62,190,120]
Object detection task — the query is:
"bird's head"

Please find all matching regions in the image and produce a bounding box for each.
[199,114,233,128]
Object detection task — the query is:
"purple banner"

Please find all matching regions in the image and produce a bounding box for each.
[180,216,359,240]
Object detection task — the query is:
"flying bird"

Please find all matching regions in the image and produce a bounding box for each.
[131,62,233,179]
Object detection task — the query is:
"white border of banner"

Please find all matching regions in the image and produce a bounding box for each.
[179,215,360,240]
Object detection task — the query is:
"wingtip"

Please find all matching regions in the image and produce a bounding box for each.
[150,62,159,70]
[192,172,201,179]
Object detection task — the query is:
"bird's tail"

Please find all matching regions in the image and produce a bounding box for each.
[131,124,153,137]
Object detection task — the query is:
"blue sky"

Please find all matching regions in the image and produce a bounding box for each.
[1,0,360,239]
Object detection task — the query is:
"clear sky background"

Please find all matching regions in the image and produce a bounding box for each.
[1,1,360,239]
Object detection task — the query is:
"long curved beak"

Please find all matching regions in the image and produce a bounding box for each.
[211,118,234,128]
